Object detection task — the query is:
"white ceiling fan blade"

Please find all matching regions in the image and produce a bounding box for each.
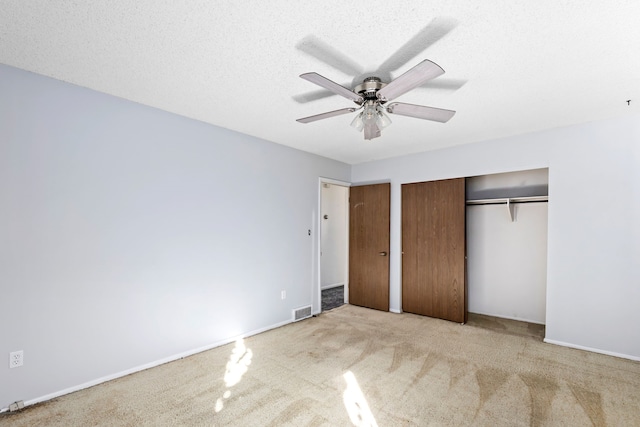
[292,83,354,103]
[296,107,356,124]
[300,73,363,104]
[386,102,456,123]
[376,60,445,102]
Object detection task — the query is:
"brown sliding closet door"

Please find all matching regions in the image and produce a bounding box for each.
[349,183,390,311]
[402,178,466,323]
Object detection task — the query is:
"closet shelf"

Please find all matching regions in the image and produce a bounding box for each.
[466,195,548,222]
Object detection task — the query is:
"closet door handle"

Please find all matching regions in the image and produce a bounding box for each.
[378,251,388,256]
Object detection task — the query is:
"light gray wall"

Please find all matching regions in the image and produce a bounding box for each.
[320,184,348,289]
[352,114,640,360]
[0,65,350,409]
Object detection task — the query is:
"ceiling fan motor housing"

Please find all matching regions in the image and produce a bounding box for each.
[354,77,387,101]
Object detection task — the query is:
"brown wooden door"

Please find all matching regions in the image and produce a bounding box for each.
[349,183,390,311]
[402,178,466,323]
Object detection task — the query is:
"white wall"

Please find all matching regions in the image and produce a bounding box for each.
[320,184,348,289]
[352,114,640,360]
[0,64,350,409]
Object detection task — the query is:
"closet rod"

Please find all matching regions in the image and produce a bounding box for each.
[466,200,548,206]
[466,195,548,206]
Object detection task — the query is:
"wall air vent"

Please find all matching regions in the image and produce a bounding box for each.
[293,306,312,321]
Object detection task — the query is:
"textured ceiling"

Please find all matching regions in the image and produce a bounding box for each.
[2,1,639,164]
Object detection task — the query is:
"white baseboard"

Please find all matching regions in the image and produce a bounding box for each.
[5,318,293,413]
[543,338,640,362]
[390,308,402,314]
[321,282,344,291]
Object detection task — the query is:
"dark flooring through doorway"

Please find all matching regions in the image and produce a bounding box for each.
[321,285,344,311]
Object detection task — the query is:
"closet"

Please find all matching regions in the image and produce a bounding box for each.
[400,169,548,325]
[466,168,549,324]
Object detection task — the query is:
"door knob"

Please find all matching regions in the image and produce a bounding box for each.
[378,251,388,256]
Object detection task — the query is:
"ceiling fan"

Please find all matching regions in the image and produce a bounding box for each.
[296,59,456,140]
[295,18,459,140]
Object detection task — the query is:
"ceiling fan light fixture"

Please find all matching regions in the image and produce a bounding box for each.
[362,102,377,123]
[350,112,364,131]
[351,102,391,136]
[376,107,392,129]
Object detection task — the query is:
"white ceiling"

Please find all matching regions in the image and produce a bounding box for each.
[2,1,639,164]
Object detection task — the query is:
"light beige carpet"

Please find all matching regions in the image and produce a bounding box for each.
[2,305,639,426]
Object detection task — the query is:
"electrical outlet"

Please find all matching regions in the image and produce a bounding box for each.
[9,350,23,368]
[281,290,286,300]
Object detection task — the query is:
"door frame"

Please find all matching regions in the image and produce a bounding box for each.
[314,177,351,314]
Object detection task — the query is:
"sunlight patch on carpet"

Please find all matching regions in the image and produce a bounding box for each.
[343,370,378,427]
[215,339,253,413]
